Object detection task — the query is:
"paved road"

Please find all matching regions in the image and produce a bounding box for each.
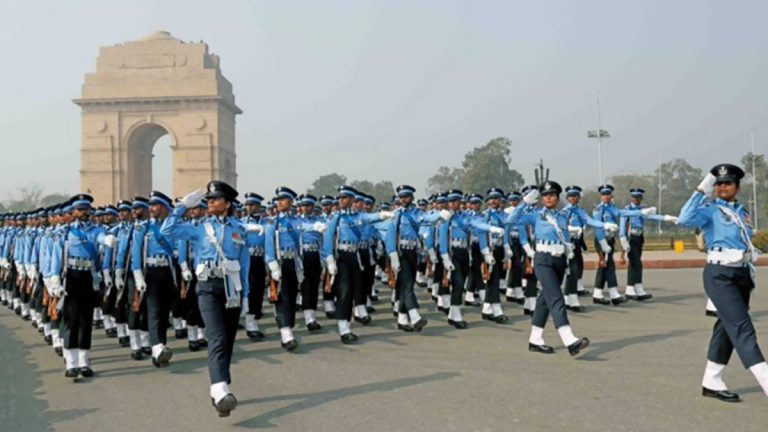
[2,268,768,431]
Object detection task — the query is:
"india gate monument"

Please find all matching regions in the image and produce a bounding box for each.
[74,31,242,204]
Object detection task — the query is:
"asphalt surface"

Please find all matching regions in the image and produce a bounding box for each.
[2,268,768,431]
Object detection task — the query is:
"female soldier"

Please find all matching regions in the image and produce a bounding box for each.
[161,181,250,417]
[677,164,768,402]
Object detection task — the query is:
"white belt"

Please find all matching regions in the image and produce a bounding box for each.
[146,256,170,267]
[196,260,225,279]
[302,244,320,252]
[629,228,643,236]
[279,249,297,260]
[358,241,370,249]
[66,258,93,270]
[535,241,565,257]
[450,239,468,248]
[248,246,264,257]
[399,239,420,250]
[337,244,358,253]
[706,248,752,267]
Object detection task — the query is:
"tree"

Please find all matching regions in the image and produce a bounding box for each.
[40,193,70,207]
[4,184,44,212]
[654,159,702,216]
[306,173,348,197]
[351,180,395,204]
[426,137,524,195]
[740,152,768,226]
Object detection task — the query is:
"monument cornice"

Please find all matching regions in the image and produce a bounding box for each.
[73,95,242,115]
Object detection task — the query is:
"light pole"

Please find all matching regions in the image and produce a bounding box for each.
[752,131,759,230]
[587,99,609,185]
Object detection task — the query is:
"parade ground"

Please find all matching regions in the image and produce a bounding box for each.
[2,266,768,432]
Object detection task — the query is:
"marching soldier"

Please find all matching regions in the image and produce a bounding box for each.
[297,194,324,332]
[677,164,768,402]
[131,191,177,368]
[618,188,678,300]
[242,192,268,340]
[506,182,590,357]
[592,185,656,305]
[480,188,510,323]
[385,185,449,332]
[263,187,327,351]
[178,200,210,350]
[504,191,526,305]
[162,181,249,417]
[48,194,115,378]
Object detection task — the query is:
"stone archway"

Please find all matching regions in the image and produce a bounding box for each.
[74,31,242,203]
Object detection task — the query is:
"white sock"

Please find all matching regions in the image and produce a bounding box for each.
[749,362,768,397]
[354,305,368,319]
[706,298,717,312]
[567,294,580,307]
[441,295,451,308]
[129,330,140,350]
[577,280,585,292]
[245,314,258,331]
[478,289,486,303]
[635,283,647,296]
[304,309,318,324]
[187,325,199,341]
[514,287,524,299]
[51,329,61,347]
[482,303,493,314]
[593,288,605,299]
[44,323,51,336]
[448,306,463,321]
[390,290,397,303]
[492,303,503,316]
[93,308,102,320]
[140,331,150,348]
[398,313,410,325]
[116,324,127,338]
[505,288,514,297]
[393,300,399,312]
[151,343,165,359]
[198,327,206,341]
[436,295,445,308]
[608,287,621,299]
[465,292,475,302]
[77,349,90,368]
[529,326,546,345]
[173,318,183,330]
[702,361,728,391]
[279,327,294,344]
[63,349,77,369]
[337,319,351,336]
[557,325,579,346]
[210,381,232,404]
[625,285,636,296]
[407,309,422,323]
[324,300,335,312]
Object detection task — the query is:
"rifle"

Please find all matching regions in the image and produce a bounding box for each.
[48,296,60,320]
[481,262,491,283]
[132,286,143,313]
[268,274,279,303]
[323,270,334,294]
[386,259,395,289]
[179,242,190,300]
[523,257,534,275]
[442,269,450,288]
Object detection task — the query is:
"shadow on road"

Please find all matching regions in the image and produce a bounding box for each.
[234,371,460,428]
[577,329,696,361]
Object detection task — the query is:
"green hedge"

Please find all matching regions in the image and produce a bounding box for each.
[753,230,768,252]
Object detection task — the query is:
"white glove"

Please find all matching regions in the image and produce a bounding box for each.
[565,243,575,260]
[389,252,401,273]
[441,253,455,272]
[115,274,125,290]
[312,221,327,233]
[17,265,26,279]
[504,244,513,259]
[523,243,535,259]
[523,189,541,205]
[245,223,264,234]
[567,226,583,237]
[603,222,619,232]
[181,189,206,208]
[481,248,495,266]
[102,270,114,289]
[698,173,717,195]
[428,249,438,264]
[268,261,282,282]
[28,265,38,282]
[49,275,63,297]
[240,300,249,317]
[641,207,657,216]
[133,270,147,293]
[180,262,193,282]
[438,209,452,221]
[503,207,514,214]
[489,226,505,235]
[104,234,117,248]
[620,237,631,253]
[0,258,6,268]
[379,211,394,219]
[664,215,678,223]
[325,256,338,276]
[599,239,612,254]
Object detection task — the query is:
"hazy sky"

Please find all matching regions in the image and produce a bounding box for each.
[2,0,767,200]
